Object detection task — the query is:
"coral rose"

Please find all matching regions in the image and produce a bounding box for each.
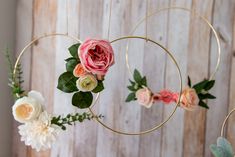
[135,87,154,108]
[73,63,87,77]
[154,90,179,104]
[180,87,199,111]
[78,39,114,75]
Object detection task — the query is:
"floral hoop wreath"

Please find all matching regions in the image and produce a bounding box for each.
[125,7,220,111]
[89,35,183,135]
[210,107,235,157]
[10,33,113,151]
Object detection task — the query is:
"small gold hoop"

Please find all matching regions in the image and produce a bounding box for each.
[126,6,221,80]
[220,107,235,137]
[89,35,183,135]
[13,33,100,109]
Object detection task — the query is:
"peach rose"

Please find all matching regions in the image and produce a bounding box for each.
[78,39,114,75]
[180,87,199,111]
[73,63,87,77]
[12,91,44,123]
[136,87,154,108]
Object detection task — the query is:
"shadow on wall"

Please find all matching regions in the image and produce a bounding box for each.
[0,0,16,156]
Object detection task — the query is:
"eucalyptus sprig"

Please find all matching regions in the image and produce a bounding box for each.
[51,112,104,130]
[210,137,234,157]
[188,76,216,109]
[125,69,147,102]
[4,48,25,99]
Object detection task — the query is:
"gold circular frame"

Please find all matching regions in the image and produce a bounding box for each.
[221,107,235,137]
[13,33,100,108]
[88,36,183,135]
[126,6,221,80]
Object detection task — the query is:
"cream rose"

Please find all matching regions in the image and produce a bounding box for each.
[180,87,199,111]
[12,91,44,123]
[76,74,98,92]
[136,87,154,108]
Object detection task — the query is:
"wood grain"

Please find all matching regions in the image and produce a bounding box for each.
[183,0,213,156]
[205,0,235,156]
[13,0,235,157]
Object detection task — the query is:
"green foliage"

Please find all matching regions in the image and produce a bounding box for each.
[66,58,79,72]
[72,91,93,109]
[4,48,25,99]
[92,81,104,93]
[210,137,234,157]
[57,72,78,93]
[68,43,81,58]
[125,69,148,103]
[189,76,216,109]
[51,112,104,130]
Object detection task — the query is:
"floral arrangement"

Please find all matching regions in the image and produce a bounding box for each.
[6,39,114,151]
[126,69,216,111]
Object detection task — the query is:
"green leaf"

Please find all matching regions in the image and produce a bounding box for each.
[66,58,78,72]
[198,93,216,100]
[210,144,224,157]
[193,79,209,93]
[133,69,142,84]
[57,72,78,93]
[72,92,93,109]
[92,81,104,93]
[217,137,234,157]
[198,100,209,109]
[68,43,80,58]
[204,80,215,91]
[125,92,136,102]
[129,79,135,85]
[127,85,136,92]
[188,76,191,87]
[141,76,147,86]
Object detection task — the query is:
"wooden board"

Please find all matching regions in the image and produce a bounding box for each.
[13,0,235,157]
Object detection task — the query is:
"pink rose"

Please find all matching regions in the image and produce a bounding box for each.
[154,89,179,104]
[180,87,199,111]
[78,39,114,75]
[135,87,154,108]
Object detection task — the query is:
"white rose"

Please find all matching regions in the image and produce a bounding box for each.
[12,90,44,123]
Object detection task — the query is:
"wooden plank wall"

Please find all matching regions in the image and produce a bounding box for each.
[14,0,235,157]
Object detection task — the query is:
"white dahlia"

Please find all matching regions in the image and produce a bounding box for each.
[18,111,60,151]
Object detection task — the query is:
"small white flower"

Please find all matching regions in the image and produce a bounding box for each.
[76,74,98,92]
[12,90,44,123]
[18,111,60,152]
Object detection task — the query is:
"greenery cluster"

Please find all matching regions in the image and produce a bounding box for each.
[51,112,103,130]
[5,48,24,99]
[188,76,216,109]
[125,69,147,102]
[210,137,234,157]
[57,43,104,109]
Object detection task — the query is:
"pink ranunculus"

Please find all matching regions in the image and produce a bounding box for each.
[78,39,114,75]
[135,87,154,108]
[180,87,199,111]
[154,89,179,104]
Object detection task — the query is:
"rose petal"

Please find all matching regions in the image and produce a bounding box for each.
[28,90,45,105]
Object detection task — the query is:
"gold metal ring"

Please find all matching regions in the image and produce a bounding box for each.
[89,35,183,135]
[126,6,221,80]
[13,33,100,109]
[220,107,235,137]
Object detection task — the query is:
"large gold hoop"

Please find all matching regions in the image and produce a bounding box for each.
[126,6,221,80]
[89,36,183,135]
[13,33,100,109]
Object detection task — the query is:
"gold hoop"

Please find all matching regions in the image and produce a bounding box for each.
[13,33,100,109]
[89,36,183,135]
[126,6,221,80]
[220,107,235,137]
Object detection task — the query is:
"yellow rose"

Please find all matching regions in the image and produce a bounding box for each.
[12,91,44,123]
[76,74,98,92]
